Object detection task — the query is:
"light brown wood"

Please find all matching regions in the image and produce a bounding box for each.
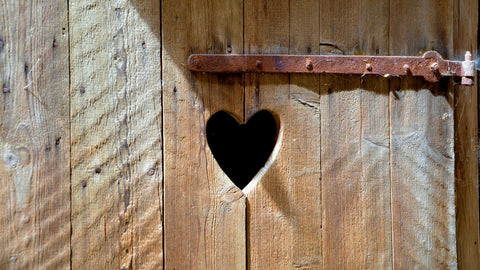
[0,1,71,269]
[162,0,246,269]
[319,0,392,268]
[1,1,478,268]
[244,0,323,268]
[389,0,457,268]
[454,0,480,268]
[69,0,162,269]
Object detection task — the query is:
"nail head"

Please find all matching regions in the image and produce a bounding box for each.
[305,59,313,71]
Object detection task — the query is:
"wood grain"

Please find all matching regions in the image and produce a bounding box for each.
[69,0,162,268]
[162,0,246,269]
[389,0,457,268]
[0,1,71,269]
[319,0,392,268]
[244,0,323,268]
[453,0,480,268]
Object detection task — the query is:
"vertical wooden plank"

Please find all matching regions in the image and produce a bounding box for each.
[389,1,457,268]
[319,0,392,268]
[70,0,162,268]
[454,0,480,268]
[244,0,323,268]
[0,1,70,269]
[162,0,246,269]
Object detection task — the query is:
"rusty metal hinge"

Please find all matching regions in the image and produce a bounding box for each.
[188,51,475,85]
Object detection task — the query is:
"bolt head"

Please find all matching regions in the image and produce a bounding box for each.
[430,62,439,71]
[305,59,313,71]
[191,58,201,69]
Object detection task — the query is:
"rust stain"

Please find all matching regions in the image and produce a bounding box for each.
[187,51,475,85]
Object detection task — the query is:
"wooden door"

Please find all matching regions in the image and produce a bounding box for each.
[162,0,479,269]
[0,0,478,269]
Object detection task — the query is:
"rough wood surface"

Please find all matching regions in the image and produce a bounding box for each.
[162,0,246,269]
[70,0,162,269]
[319,1,392,268]
[244,0,323,268]
[1,0,478,268]
[0,1,71,269]
[389,1,457,268]
[454,0,480,268]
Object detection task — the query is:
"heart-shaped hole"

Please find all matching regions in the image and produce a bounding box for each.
[206,110,279,190]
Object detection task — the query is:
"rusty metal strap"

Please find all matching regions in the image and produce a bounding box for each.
[188,51,475,85]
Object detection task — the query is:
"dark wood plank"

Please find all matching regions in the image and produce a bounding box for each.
[454,0,480,268]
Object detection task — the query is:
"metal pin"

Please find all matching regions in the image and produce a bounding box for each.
[462,51,474,85]
[465,51,472,61]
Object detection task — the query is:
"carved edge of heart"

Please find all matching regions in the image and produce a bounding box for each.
[205,110,283,195]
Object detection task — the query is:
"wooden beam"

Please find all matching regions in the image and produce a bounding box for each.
[162,0,246,268]
[0,1,70,268]
[454,0,480,268]
[319,0,392,268]
[389,0,457,268]
[244,0,323,268]
[70,1,163,268]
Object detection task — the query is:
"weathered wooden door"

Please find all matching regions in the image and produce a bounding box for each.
[163,0,479,269]
[1,0,478,269]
